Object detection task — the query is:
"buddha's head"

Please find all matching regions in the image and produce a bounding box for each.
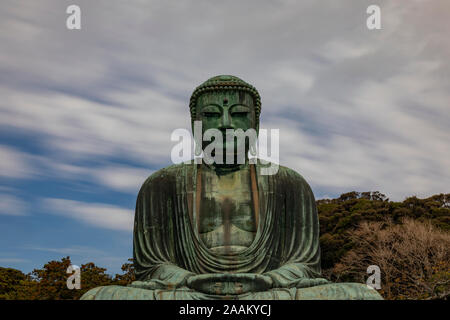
[189,75,261,164]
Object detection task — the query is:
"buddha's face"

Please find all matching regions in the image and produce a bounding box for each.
[196,90,257,161]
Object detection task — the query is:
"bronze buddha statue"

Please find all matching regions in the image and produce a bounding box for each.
[81,75,382,300]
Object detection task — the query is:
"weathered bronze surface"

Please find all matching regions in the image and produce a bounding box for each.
[81,75,382,300]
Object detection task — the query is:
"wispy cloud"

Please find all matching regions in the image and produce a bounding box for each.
[0,258,30,264]
[21,246,129,273]
[42,198,133,231]
[47,161,152,194]
[25,245,105,256]
[0,89,185,165]
[0,145,34,179]
[93,166,152,193]
[0,194,27,216]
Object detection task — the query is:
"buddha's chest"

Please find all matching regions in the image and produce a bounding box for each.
[198,167,256,251]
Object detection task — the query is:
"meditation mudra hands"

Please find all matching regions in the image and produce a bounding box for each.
[131,269,330,295]
[186,273,273,295]
[186,273,330,295]
[129,272,272,295]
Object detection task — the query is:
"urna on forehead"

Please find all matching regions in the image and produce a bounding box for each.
[196,90,254,106]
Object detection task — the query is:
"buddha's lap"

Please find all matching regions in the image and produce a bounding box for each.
[80,283,382,300]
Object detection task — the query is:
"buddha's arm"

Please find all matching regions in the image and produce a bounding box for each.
[132,171,198,290]
[131,263,196,290]
[260,167,329,289]
[263,263,329,288]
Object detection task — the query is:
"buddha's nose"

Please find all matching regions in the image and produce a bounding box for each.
[219,111,233,130]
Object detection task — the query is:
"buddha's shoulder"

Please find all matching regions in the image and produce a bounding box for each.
[139,161,313,190]
[260,161,312,189]
[277,164,307,180]
[140,162,194,188]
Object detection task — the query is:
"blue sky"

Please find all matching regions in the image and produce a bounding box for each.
[1,0,449,275]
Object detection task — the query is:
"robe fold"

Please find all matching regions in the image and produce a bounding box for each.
[81,161,382,300]
[133,161,321,288]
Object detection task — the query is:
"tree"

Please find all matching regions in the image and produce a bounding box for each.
[331,218,450,300]
[31,256,73,300]
[75,262,115,299]
[1,257,137,300]
[318,191,450,269]
[31,256,114,300]
[113,258,135,286]
[0,267,38,300]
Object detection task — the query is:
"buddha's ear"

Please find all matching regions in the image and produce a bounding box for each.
[190,109,200,134]
[250,95,259,134]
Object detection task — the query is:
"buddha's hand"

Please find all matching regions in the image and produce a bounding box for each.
[293,278,330,288]
[186,273,273,295]
[129,271,194,290]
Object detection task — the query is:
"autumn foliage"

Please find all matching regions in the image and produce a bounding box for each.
[318,192,449,300]
[0,257,135,300]
[329,218,450,299]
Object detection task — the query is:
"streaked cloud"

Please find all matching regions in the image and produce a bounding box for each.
[93,166,152,193]
[0,89,185,165]
[26,245,105,256]
[0,145,34,179]
[0,258,30,264]
[42,198,133,231]
[0,194,27,216]
[48,161,152,194]
[21,246,129,272]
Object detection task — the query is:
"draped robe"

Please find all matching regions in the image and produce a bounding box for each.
[81,161,382,300]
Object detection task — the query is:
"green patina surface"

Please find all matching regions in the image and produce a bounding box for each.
[81,75,382,300]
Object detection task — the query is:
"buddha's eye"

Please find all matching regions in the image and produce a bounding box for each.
[230,105,250,117]
[203,111,220,117]
[231,111,249,117]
